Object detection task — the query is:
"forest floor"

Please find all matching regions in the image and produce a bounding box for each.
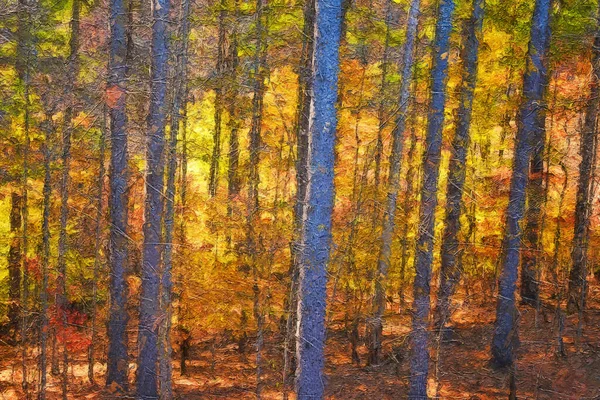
[1,281,600,399]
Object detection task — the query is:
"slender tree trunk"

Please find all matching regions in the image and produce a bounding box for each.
[137,0,170,395]
[283,0,315,395]
[492,0,552,368]
[294,0,342,396]
[56,1,81,396]
[226,0,241,245]
[567,0,600,313]
[39,114,54,400]
[8,192,22,338]
[246,0,268,393]
[159,0,190,395]
[209,0,227,197]
[408,0,455,396]
[435,0,484,330]
[88,108,107,386]
[16,0,32,395]
[373,0,392,221]
[368,0,421,367]
[106,0,131,389]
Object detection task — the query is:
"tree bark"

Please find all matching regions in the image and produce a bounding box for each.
[436,0,484,330]
[7,192,22,338]
[106,0,131,389]
[492,0,552,368]
[408,0,455,396]
[567,0,600,314]
[137,0,171,395]
[294,0,342,396]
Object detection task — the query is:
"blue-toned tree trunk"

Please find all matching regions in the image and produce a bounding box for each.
[159,0,190,396]
[436,0,484,330]
[294,0,342,397]
[368,0,421,366]
[492,0,552,368]
[106,0,130,390]
[567,0,600,314]
[137,0,170,396]
[409,0,455,397]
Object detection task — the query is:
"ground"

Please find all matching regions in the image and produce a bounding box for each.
[1,282,600,399]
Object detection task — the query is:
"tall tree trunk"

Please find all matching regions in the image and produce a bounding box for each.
[373,0,392,221]
[408,0,455,396]
[159,0,190,395]
[106,0,131,389]
[15,0,32,395]
[137,0,170,395]
[368,0,421,367]
[247,0,267,395]
[226,0,241,244]
[521,24,552,308]
[39,113,54,400]
[567,0,600,313]
[283,0,315,395]
[209,0,227,197]
[435,0,484,330]
[7,192,22,338]
[56,1,81,396]
[88,107,108,386]
[294,0,342,396]
[492,0,552,368]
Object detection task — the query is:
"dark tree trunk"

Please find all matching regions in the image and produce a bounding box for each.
[492,0,552,368]
[106,0,131,389]
[56,1,81,396]
[209,0,227,197]
[7,192,22,337]
[567,0,600,314]
[40,114,55,400]
[283,0,315,395]
[520,22,553,308]
[137,0,170,395]
[226,0,241,220]
[409,0,455,396]
[294,0,342,396]
[88,107,107,386]
[436,0,484,330]
[368,0,421,367]
[160,0,190,395]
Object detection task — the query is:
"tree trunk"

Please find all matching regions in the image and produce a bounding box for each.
[368,0,421,367]
[436,0,484,330]
[492,0,552,368]
[408,0,455,396]
[40,113,55,400]
[283,0,315,395]
[567,0,600,314]
[294,0,342,396]
[56,1,81,396]
[7,192,22,338]
[88,107,107,386]
[106,0,131,389]
[159,0,190,395]
[137,0,170,395]
[209,0,227,197]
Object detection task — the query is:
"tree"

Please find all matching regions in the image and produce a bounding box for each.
[294,0,342,396]
[7,192,22,337]
[56,0,81,395]
[106,0,131,389]
[409,0,455,396]
[368,0,421,366]
[137,0,170,395]
[567,0,600,314]
[492,0,552,368]
[436,0,484,330]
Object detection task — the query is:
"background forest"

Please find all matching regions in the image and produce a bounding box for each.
[1,0,600,398]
